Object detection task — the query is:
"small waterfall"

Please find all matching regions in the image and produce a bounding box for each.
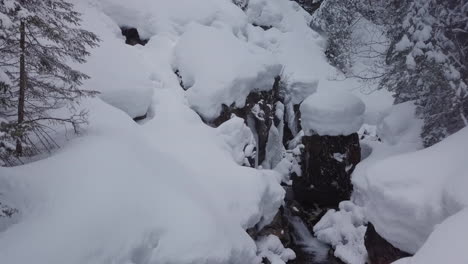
[288,215,329,263]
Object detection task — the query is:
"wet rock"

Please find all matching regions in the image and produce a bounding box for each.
[292,133,360,208]
[121,27,149,46]
[365,222,411,264]
[249,206,292,247]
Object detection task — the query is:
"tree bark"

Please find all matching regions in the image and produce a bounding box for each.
[16,20,26,155]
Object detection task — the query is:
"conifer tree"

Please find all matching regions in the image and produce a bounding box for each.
[381,0,468,146]
[0,0,99,164]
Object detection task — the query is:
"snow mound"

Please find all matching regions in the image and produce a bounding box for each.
[174,23,282,121]
[313,201,368,264]
[377,102,423,146]
[74,5,154,119]
[256,235,296,264]
[0,0,288,262]
[216,115,256,166]
[393,208,468,264]
[0,98,284,264]
[358,127,468,254]
[300,89,365,136]
[352,102,423,203]
[95,0,247,38]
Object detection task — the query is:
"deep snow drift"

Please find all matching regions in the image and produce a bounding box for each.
[0,0,417,263]
[356,127,468,256]
[6,0,466,262]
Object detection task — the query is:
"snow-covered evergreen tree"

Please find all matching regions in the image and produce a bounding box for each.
[381,0,468,146]
[0,0,99,163]
[311,0,359,72]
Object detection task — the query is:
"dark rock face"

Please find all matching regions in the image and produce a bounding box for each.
[121,27,149,46]
[212,76,281,166]
[365,222,411,264]
[293,133,360,208]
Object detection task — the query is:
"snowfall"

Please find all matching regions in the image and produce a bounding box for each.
[1,0,467,264]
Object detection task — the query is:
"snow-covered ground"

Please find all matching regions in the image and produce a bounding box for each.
[4,0,464,264]
[0,0,389,263]
[357,126,468,261]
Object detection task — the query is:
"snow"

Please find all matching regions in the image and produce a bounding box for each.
[0,0,292,263]
[216,115,256,166]
[0,0,409,263]
[256,235,296,264]
[300,89,366,136]
[392,208,468,264]
[313,201,368,264]
[352,101,423,203]
[355,127,468,254]
[0,95,285,264]
[174,22,282,121]
[0,67,11,86]
[377,101,423,146]
[73,5,154,119]
[395,35,412,51]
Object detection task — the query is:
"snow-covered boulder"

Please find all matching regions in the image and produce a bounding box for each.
[73,5,154,119]
[313,201,368,264]
[393,208,468,264]
[357,127,468,255]
[300,89,365,137]
[216,115,256,166]
[174,23,282,122]
[256,235,296,264]
[293,89,363,207]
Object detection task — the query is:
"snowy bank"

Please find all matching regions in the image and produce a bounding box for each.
[0,98,284,264]
[357,127,468,254]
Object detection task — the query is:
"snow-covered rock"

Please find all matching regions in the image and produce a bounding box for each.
[314,201,368,264]
[300,89,365,136]
[357,127,468,254]
[0,0,291,263]
[216,115,256,166]
[393,208,468,264]
[72,4,154,119]
[174,22,282,121]
[256,235,296,264]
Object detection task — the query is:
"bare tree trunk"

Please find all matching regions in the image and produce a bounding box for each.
[16,21,26,155]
